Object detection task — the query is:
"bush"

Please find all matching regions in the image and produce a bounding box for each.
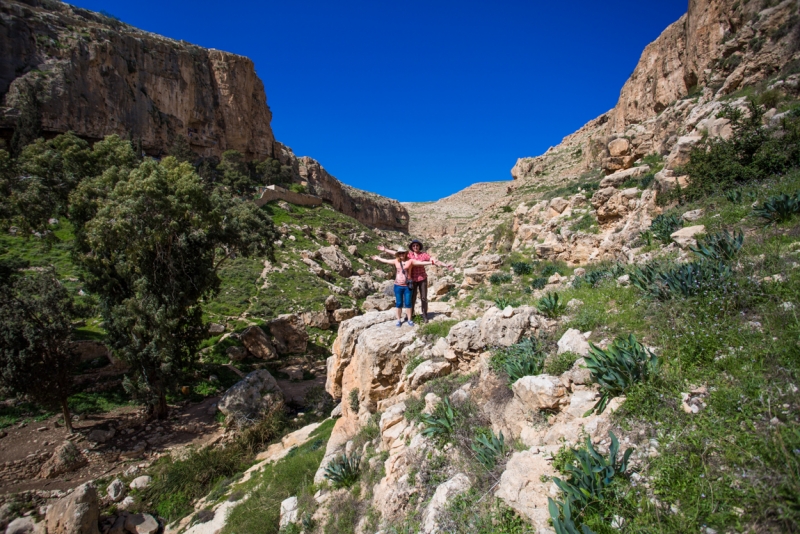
[491,337,546,384]
[753,192,800,223]
[421,397,456,441]
[649,213,683,243]
[724,189,743,203]
[639,173,655,189]
[493,297,519,309]
[348,388,360,413]
[323,452,361,489]
[531,277,547,290]
[471,430,508,469]
[690,229,743,261]
[489,273,512,285]
[632,260,732,300]
[544,351,581,376]
[418,319,458,339]
[540,264,563,277]
[510,261,533,276]
[683,100,800,198]
[583,335,660,415]
[537,292,565,318]
[571,264,623,289]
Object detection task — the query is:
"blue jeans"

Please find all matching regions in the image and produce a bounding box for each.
[394,284,412,308]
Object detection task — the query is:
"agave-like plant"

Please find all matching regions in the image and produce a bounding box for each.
[724,189,742,204]
[753,193,800,223]
[552,432,633,509]
[323,452,362,488]
[548,498,597,534]
[537,292,565,318]
[511,261,533,275]
[420,397,456,440]
[471,430,508,469]
[583,334,660,415]
[531,277,547,290]
[649,213,683,243]
[489,272,513,285]
[656,260,732,299]
[690,229,744,261]
[494,296,519,309]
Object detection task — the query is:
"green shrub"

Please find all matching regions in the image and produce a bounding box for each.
[571,265,623,289]
[489,273,512,285]
[649,213,683,243]
[548,497,596,534]
[323,452,361,489]
[583,335,660,415]
[537,292,565,318]
[418,319,458,339]
[724,189,743,203]
[494,297,519,309]
[491,337,546,384]
[510,261,533,275]
[540,264,562,277]
[639,173,655,189]
[639,260,733,300]
[690,229,743,261]
[501,205,513,213]
[753,192,800,223]
[638,230,654,247]
[421,397,456,441]
[348,388,360,413]
[544,351,581,376]
[531,277,547,290]
[683,100,800,198]
[471,430,508,469]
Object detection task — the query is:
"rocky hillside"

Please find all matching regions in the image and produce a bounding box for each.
[0,0,408,231]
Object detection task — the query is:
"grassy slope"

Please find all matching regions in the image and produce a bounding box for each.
[478,169,800,532]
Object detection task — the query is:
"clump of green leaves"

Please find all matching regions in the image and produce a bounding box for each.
[323,452,361,489]
[540,264,563,277]
[537,292,565,318]
[494,297,519,309]
[690,229,743,261]
[649,213,683,243]
[572,264,624,289]
[548,497,596,534]
[531,277,547,290]
[510,261,533,275]
[348,388,360,413]
[489,273,513,285]
[421,397,456,440]
[583,335,660,415]
[544,351,581,376]
[724,189,742,203]
[638,230,654,247]
[630,260,732,300]
[471,430,508,469]
[753,192,800,223]
[491,337,546,384]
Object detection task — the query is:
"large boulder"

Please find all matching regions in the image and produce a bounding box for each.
[478,306,540,347]
[445,320,483,355]
[557,328,590,357]
[348,275,376,299]
[240,326,278,360]
[362,294,394,312]
[512,374,568,411]
[268,314,308,355]
[326,311,395,399]
[45,483,100,534]
[671,225,705,249]
[429,277,455,298]
[318,246,353,277]
[124,514,159,534]
[39,441,87,479]
[407,360,451,390]
[598,164,650,188]
[495,451,556,531]
[218,370,283,425]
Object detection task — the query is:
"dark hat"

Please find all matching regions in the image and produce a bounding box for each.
[408,239,425,250]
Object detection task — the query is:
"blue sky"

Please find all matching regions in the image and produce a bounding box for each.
[68,0,688,202]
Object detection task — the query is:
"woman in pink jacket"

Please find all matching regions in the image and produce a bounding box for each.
[371,247,436,327]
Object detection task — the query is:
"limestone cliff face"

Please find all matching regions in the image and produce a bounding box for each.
[0,0,409,231]
[0,0,275,159]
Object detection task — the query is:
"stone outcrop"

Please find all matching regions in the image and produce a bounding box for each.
[218,369,283,426]
[39,441,87,479]
[45,483,100,534]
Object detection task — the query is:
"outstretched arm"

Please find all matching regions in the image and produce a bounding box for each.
[408,259,434,267]
[429,256,454,270]
[371,255,395,265]
[377,245,397,255]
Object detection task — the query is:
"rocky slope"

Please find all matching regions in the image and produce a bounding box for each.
[0,0,408,231]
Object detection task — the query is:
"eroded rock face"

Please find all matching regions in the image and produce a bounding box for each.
[268,314,308,355]
[421,473,471,534]
[240,326,278,360]
[45,483,100,534]
[318,246,353,277]
[494,451,556,531]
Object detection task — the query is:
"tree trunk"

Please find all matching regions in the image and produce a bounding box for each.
[60,397,73,434]
[153,390,169,420]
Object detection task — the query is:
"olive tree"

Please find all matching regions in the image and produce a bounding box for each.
[72,156,276,418]
[0,269,79,432]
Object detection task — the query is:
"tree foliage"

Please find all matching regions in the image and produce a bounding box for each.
[0,270,78,432]
[71,156,277,417]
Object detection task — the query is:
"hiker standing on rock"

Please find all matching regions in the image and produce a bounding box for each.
[371,248,436,327]
[377,239,452,323]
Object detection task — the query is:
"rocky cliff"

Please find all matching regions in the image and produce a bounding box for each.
[511,0,800,183]
[0,0,409,231]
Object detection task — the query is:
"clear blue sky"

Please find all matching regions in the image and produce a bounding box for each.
[68,0,688,202]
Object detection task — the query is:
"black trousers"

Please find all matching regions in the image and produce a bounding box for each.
[410,279,428,319]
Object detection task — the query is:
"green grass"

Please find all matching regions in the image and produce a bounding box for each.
[221,419,335,534]
[418,319,458,339]
[68,390,133,414]
[0,402,52,429]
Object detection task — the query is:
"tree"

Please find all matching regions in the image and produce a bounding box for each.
[0,270,79,433]
[72,157,276,418]
[218,150,258,194]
